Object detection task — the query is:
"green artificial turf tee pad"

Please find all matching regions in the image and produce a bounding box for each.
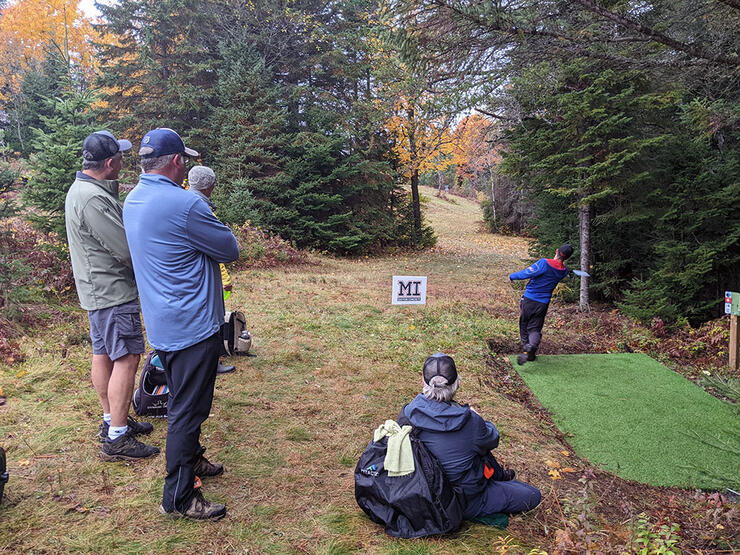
[512,353,739,489]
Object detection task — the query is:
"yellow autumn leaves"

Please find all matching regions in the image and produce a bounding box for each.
[545,451,577,480]
[0,0,98,101]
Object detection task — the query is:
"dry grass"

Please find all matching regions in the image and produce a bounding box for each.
[0,187,734,554]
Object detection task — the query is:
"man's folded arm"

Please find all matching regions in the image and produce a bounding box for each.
[185,200,240,263]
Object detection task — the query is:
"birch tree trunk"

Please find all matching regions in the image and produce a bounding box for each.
[578,201,591,311]
[490,168,497,229]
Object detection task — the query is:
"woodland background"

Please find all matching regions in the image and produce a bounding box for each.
[0,0,738,327]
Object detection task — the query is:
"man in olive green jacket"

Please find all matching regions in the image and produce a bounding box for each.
[65,131,159,461]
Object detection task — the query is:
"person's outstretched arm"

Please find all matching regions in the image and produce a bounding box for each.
[509,259,547,281]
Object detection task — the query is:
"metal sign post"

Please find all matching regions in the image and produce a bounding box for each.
[725,292,740,371]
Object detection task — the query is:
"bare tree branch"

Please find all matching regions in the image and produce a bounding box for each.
[571,0,739,66]
[716,0,740,10]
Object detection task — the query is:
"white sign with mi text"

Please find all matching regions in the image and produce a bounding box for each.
[392,276,427,305]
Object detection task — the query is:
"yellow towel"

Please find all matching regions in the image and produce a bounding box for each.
[374,420,414,477]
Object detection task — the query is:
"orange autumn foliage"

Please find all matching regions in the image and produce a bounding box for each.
[451,114,502,182]
[0,0,98,101]
[385,95,454,179]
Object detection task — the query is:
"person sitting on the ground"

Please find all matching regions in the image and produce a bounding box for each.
[399,353,541,520]
[187,165,235,374]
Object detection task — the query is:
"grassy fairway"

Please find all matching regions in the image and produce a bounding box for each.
[514,353,740,489]
[1,189,546,553]
[3,188,736,553]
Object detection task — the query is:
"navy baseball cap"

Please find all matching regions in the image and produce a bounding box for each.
[557,244,574,259]
[423,353,458,385]
[138,128,199,159]
[82,130,131,161]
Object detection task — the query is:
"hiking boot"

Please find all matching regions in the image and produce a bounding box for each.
[98,416,154,443]
[158,490,226,520]
[194,454,224,477]
[216,362,235,374]
[517,353,527,366]
[100,432,160,462]
[526,350,537,362]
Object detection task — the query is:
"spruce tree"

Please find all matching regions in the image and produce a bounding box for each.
[206,41,288,227]
[208,0,427,254]
[22,88,97,237]
[94,0,219,148]
[4,49,68,155]
[619,100,740,323]
[502,60,665,310]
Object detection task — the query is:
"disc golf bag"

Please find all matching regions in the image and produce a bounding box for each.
[354,415,464,538]
[132,351,168,418]
[222,311,251,355]
[0,445,7,505]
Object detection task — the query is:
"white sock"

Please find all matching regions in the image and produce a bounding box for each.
[108,425,128,441]
[103,413,111,424]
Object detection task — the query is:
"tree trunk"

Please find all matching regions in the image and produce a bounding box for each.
[15,110,24,153]
[437,170,443,192]
[490,169,497,229]
[407,104,422,245]
[578,201,591,311]
[411,168,422,243]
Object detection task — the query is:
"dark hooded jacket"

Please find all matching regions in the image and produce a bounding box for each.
[401,394,500,518]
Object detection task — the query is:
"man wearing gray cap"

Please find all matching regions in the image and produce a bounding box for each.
[65,130,160,462]
[188,165,235,375]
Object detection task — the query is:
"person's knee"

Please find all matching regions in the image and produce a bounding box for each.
[114,353,140,372]
[523,484,541,511]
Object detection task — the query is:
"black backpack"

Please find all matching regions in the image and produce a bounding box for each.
[0,446,7,505]
[132,352,168,418]
[223,311,252,356]
[354,415,465,538]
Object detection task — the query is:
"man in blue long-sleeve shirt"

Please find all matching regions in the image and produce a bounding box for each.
[123,128,239,520]
[509,244,573,366]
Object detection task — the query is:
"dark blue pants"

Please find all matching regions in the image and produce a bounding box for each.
[476,479,542,516]
[156,333,220,512]
[519,297,549,354]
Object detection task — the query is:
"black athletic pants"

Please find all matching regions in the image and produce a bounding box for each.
[519,297,549,354]
[156,332,220,513]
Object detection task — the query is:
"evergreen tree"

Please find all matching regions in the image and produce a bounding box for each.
[3,49,68,155]
[206,41,288,227]
[22,87,97,237]
[208,0,429,253]
[502,60,665,310]
[619,100,740,323]
[94,0,219,148]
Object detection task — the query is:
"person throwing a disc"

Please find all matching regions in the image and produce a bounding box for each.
[509,244,573,365]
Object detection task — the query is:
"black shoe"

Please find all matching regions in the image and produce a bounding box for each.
[158,490,226,520]
[216,362,235,374]
[100,432,160,461]
[98,416,154,442]
[194,454,224,477]
[501,468,516,481]
[517,353,527,366]
[527,351,537,362]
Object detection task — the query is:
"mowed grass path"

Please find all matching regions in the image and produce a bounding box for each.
[1,188,555,554]
[514,353,740,490]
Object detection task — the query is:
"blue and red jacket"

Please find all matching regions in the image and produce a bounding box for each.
[509,258,569,304]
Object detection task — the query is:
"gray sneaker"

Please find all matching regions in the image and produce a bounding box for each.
[194,454,224,477]
[100,432,160,462]
[158,490,226,520]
